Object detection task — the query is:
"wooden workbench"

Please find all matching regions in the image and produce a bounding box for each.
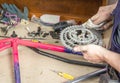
[0,21,112,83]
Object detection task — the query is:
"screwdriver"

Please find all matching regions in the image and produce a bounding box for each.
[51,70,74,80]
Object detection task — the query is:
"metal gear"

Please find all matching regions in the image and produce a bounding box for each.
[60,25,103,50]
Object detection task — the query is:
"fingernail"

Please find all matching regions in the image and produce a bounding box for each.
[73,47,78,51]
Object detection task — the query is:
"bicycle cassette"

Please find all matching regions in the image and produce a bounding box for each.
[60,25,103,50]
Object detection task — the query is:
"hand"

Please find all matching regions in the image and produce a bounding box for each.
[91,3,117,30]
[1,3,29,20]
[73,44,108,63]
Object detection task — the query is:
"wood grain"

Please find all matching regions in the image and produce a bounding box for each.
[0,0,107,22]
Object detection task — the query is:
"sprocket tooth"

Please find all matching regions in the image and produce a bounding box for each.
[60,25,103,50]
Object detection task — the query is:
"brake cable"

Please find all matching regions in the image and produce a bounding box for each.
[28,47,106,68]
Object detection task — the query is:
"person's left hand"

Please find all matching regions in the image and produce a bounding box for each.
[73,44,107,63]
[101,20,113,30]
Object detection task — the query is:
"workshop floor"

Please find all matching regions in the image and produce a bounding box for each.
[0,22,111,83]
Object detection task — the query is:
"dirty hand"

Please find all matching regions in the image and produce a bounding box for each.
[91,3,117,30]
[73,44,107,63]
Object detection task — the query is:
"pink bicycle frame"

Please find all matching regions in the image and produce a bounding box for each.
[0,37,81,83]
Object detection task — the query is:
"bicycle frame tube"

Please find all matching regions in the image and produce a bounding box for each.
[0,37,82,83]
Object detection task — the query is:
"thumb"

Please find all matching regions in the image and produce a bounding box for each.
[91,16,105,25]
[73,45,88,52]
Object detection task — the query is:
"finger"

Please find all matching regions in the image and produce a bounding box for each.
[89,59,103,63]
[91,14,99,23]
[102,20,113,30]
[74,45,87,53]
[92,16,106,25]
[86,58,102,63]
[83,53,93,61]
[83,55,88,60]
[83,56,94,63]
